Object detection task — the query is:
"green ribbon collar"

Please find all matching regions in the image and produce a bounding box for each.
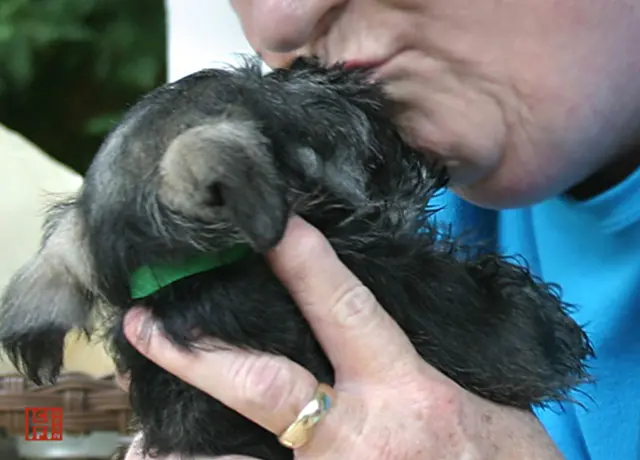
[129,244,252,300]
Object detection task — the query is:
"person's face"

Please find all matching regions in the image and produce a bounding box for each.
[231,0,640,209]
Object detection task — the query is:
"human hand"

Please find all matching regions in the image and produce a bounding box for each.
[121,216,563,459]
[121,432,238,460]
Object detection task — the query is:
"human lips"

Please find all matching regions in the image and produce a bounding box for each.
[341,53,411,85]
[339,57,400,85]
[342,59,388,70]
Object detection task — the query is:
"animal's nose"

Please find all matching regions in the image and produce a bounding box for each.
[231,0,346,58]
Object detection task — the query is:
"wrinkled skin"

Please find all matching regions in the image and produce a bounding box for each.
[232,0,640,207]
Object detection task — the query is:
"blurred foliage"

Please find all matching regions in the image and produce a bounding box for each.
[0,0,166,173]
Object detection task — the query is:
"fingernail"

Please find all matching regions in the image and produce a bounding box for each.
[269,215,312,258]
[123,307,154,351]
[271,216,301,251]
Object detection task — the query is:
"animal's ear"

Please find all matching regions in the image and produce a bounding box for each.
[0,203,96,384]
[158,119,290,252]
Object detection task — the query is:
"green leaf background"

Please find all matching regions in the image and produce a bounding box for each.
[0,0,166,173]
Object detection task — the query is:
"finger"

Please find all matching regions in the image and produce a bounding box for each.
[124,309,363,458]
[123,433,152,460]
[123,432,249,460]
[266,216,420,379]
[123,308,318,437]
[115,372,130,392]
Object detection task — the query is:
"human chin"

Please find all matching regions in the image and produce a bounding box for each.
[451,153,571,210]
[391,99,506,192]
[393,109,545,209]
[382,78,511,188]
[393,108,556,210]
[452,176,540,210]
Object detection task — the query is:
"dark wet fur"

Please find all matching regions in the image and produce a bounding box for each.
[0,57,593,459]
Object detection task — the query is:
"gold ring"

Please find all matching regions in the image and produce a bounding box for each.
[277,383,335,450]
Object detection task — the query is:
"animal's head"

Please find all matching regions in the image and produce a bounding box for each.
[0,56,444,385]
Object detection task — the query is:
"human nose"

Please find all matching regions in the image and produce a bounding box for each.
[231,0,345,55]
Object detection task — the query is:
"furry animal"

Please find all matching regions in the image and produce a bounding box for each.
[0,57,593,459]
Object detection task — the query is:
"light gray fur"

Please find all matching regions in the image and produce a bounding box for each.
[158,117,274,221]
[0,205,96,337]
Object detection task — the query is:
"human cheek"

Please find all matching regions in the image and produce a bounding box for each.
[379,52,513,188]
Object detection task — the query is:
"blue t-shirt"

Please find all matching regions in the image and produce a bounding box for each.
[431,167,640,460]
